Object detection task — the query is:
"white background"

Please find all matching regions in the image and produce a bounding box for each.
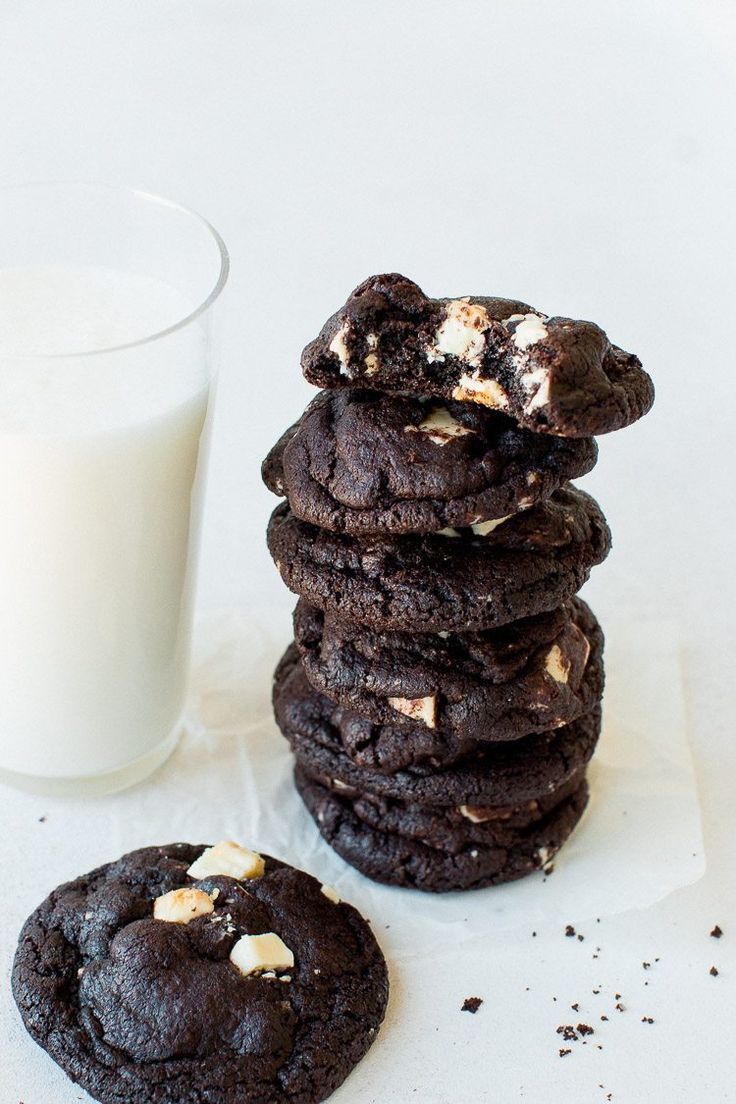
[1,2,735,1102]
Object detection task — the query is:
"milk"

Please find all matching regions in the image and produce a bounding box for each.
[0,266,213,782]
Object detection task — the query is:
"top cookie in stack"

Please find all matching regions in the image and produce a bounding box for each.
[264,274,653,893]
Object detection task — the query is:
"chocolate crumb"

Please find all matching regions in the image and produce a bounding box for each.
[571,1003,579,1011]
[565,925,576,938]
[615,1003,625,1012]
[577,1023,594,1036]
[559,1048,571,1057]
[600,1015,609,1021]
[614,993,622,1000]
[38,816,46,823]
[592,989,600,995]
[709,966,719,977]
[461,997,483,1014]
[577,933,585,942]
[532,931,537,937]
[557,1025,578,1041]
[711,925,723,939]
[641,1016,654,1024]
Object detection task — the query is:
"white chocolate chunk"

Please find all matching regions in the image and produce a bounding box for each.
[505,312,549,350]
[328,323,350,369]
[459,805,495,824]
[471,515,513,536]
[187,840,265,881]
[428,298,491,366]
[320,884,341,904]
[405,406,476,446]
[230,932,294,978]
[570,624,591,667]
[364,352,379,375]
[524,370,552,414]
[153,887,215,924]
[544,644,571,684]
[451,373,509,409]
[366,332,378,348]
[436,526,461,537]
[388,694,437,728]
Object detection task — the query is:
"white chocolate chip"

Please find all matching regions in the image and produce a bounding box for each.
[427,298,491,366]
[366,332,378,348]
[229,932,294,978]
[436,526,461,538]
[364,352,379,375]
[187,840,265,881]
[332,778,349,791]
[537,846,553,867]
[437,630,450,639]
[387,694,437,728]
[544,644,571,684]
[527,471,540,485]
[320,884,341,904]
[153,887,215,924]
[451,373,509,409]
[505,312,549,350]
[471,515,512,536]
[328,323,350,370]
[405,406,476,446]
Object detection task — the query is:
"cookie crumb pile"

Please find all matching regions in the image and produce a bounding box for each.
[264,273,653,892]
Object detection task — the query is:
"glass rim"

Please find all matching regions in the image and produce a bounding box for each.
[0,181,230,360]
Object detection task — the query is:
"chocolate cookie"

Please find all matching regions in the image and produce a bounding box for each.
[263,389,597,534]
[273,646,602,797]
[293,597,604,744]
[12,843,388,1104]
[267,485,611,632]
[301,274,653,437]
[295,765,589,892]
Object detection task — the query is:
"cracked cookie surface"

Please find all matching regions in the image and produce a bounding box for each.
[301,273,653,437]
[267,485,611,632]
[293,596,603,744]
[263,388,597,534]
[12,844,388,1104]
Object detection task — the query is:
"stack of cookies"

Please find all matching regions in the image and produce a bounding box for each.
[264,274,653,892]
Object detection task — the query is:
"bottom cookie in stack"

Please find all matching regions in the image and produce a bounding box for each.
[274,647,601,893]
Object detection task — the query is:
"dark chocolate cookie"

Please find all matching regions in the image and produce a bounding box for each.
[267,485,611,632]
[262,389,597,534]
[295,765,589,892]
[273,646,602,799]
[301,274,653,437]
[12,843,388,1104]
[293,597,604,744]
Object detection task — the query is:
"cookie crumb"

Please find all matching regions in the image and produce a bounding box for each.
[577,1023,594,1036]
[557,1025,578,1041]
[711,925,723,939]
[559,1048,571,1057]
[600,1015,609,1021]
[38,816,46,823]
[461,997,483,1014]
[565,924,576,938]
[709,966,719,977]
[571,1002,579,1011]
[641,1016,654,1024]
[642,961,651,969]
[615,1002,625,1012]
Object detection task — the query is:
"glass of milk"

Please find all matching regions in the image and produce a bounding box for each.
[0,183,228,796]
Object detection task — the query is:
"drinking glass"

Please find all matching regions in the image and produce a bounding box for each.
[0,183,228,795]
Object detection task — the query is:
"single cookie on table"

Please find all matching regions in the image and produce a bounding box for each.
[273,645,602,796]
[12,842,388,1104]
[301,273,653,438]
[295,764,589,893]
[262,388,597,534]
[294,596,604,744]
[267,485,611,633]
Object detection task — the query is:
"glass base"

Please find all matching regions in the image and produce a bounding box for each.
[0,725,180,798]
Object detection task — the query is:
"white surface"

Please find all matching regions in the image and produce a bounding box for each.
[0,1,734,1101]
[0,267,210,777]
